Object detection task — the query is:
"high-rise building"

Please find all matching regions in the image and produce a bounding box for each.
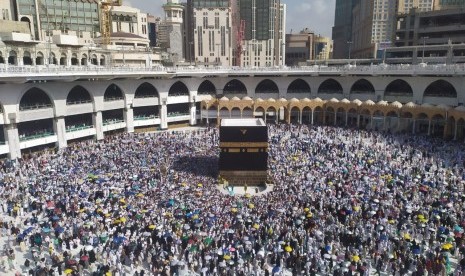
[147,14,160,47]
[15,0,100,41]
[434,0,465,9]
[285,28,314,66]
[397,0,434,13]
[351,0,397,59]
[0,0,14,21]
[239,0,286,67]
[189,0,232,66]
[332,0,356,59]
[110,5,148,40]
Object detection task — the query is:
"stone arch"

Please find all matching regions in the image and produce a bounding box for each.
[71,53,79,65]
[255,79,279,94]
[135,82,159,98]
[231,107,241,118]
[169,81,189,96]
[223,79,247,95]
[198,80,216,95]
[313,106,324,124]
[35,51,44,65]
[104,84,125,101]
[19,87,53,110]
[100,55,106,66]
[67,85,93,105]
[23,51,33,65]
[423,80,457,98]
[288,79,311,94]
[318,78,343,94]
[385,79,413,97]
[8,50,17,65]
[60,53,67,66]
[350,79,375,94]
[50,53,57,65]
[81,53,88,65]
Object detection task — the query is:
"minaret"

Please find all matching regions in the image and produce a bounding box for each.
[163,0,184,62]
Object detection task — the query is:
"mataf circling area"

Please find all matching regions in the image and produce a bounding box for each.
[1,125,465,276]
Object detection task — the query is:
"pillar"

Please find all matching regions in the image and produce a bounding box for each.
[454,121,458,140]
[4,123,21,160]
[357,114,360,128]
[370,116,374,129]
[54,116,67,149]
[299,111,302,124]
[160,101,168,130]
[412,119,416,134]
[428,120,431,136]
[17,53,24,66]
[124,105,134,133]
[396,117,401,133]
[334,112,337,126]
[383,117,386,131]
[189,102,196,125]
[311,110,314,125]
[345,112,348,126]
[93,111,104,140]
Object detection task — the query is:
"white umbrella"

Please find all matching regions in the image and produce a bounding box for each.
[85,245,93,251]
[183,224,190,230]
[205,255,212,261]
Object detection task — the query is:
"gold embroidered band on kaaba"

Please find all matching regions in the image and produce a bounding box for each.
[219,142,269,148]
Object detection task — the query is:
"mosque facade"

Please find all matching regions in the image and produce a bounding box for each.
[0,65,464,159]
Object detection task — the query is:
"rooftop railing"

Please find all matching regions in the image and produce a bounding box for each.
[0,64,464,77]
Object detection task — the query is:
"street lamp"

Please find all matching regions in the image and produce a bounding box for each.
[215,43,221,66]
[347,41,353,60]
[189,41,194,65]
[421,36,429,64]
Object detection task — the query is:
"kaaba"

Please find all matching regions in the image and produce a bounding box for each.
[219,118,268,186]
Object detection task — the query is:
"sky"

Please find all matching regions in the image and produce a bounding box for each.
[126,0,336,37]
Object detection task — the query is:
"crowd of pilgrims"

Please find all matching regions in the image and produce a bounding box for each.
[0,124,465,276]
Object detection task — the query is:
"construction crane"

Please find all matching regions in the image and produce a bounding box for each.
[100,0,122,45]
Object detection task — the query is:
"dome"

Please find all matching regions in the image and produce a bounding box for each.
[278,98,288,102]
[435,104,451,111]
[377,100,388,106]
[405,102,416,108]
[302,98,311,102]
[267,98,276,102]
[421,103,433,108]
[364,100,375,106]
[242,96,252,101]
[341,98,351,104]
[391,101,402,108]
[290,98,299,102]
[231,96,240,101]
[352,99,362,106]
[219,97,229,101]
[329,98,339,103]
[255,98,264,102]
[314,97,323,102]
[455,106,465,112]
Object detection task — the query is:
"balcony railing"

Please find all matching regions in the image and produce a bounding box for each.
[67,100,92,105]
[19,131,54,141]
[134,115,159,120]
[103,119,124,126]
[167,112,189,117]
[19,103,53,111]
[1,64,464,77]
[66,124,93,132]
[104,97,124,102]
